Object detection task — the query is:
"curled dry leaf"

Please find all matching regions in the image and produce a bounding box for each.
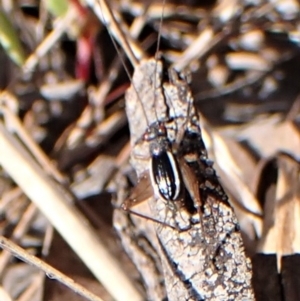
[234,115,300,160]
[255,153,300,270]
[201,120,263,243]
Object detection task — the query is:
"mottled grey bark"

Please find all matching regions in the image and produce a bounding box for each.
[114,58,255,301]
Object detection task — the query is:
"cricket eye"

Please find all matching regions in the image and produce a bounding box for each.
[144,128,156,141]
[157,124,167,136]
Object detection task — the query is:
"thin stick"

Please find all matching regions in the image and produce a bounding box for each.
[0,94,65,183]
[172,27,214,71]
[0,203,37,274]
[85,0,143,66]
[0,236,103,301]
[23,7,78,73]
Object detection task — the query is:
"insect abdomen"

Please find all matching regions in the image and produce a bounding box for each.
[151,150,181,201]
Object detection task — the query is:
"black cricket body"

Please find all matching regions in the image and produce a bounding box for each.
[144,123,181,202]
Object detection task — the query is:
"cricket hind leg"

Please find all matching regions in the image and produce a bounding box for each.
[115,172,178,230]
[155,191,197,234]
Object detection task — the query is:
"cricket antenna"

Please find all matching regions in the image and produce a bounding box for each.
[155,0,166,60]
[95,0,153,126]
[152,0,167,124]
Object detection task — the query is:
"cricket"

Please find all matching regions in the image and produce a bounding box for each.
[0,1,300,301]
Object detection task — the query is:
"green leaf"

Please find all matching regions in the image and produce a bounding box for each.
[0,10,25,66]
[45,0,69,17]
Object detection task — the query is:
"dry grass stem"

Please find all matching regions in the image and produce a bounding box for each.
[0,236,104,301]
[0,122,143,301]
